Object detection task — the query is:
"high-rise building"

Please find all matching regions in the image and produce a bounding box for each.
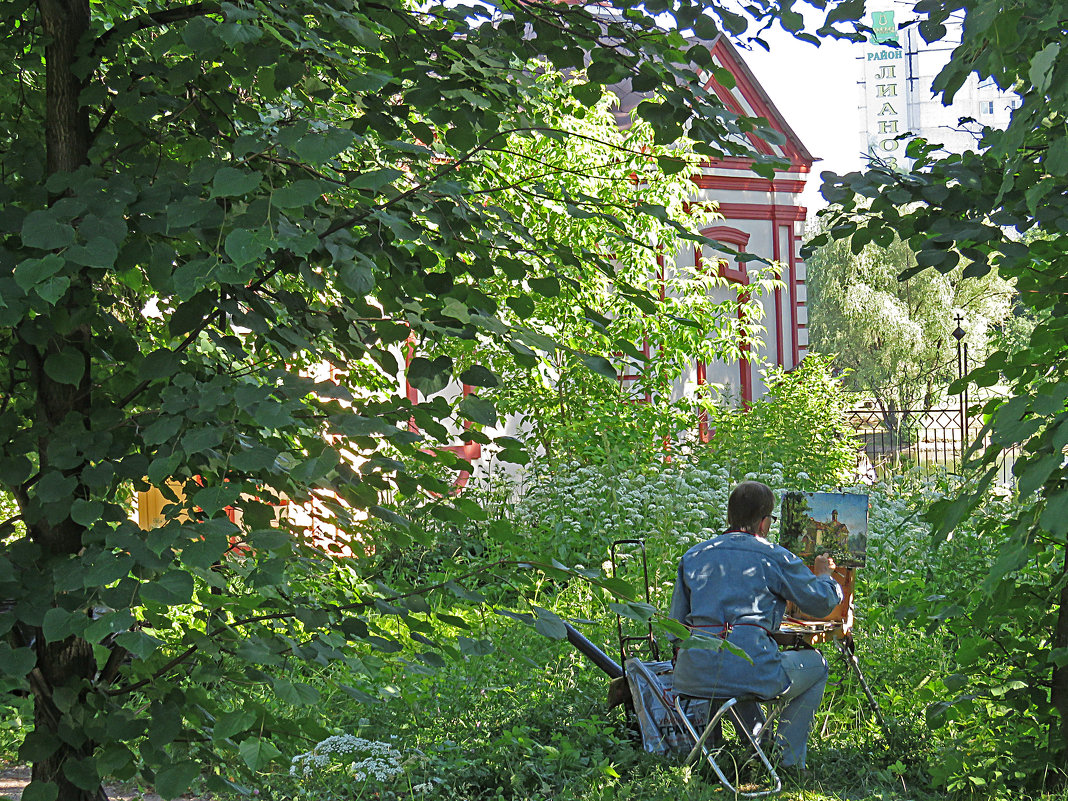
[859,2,1019,169]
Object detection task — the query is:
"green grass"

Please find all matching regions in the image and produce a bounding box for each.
[237,602,949,801]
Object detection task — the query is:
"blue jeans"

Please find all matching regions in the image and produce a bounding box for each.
[732,649,829,768]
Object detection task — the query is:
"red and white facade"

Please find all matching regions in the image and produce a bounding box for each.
[681,35,813,405]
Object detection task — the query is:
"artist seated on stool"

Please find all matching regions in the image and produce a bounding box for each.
[669,481,843,769]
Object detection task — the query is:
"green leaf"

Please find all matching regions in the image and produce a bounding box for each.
[113,631,163,659]
[0,644,36,676]
[529,276,560,297]
[531,606,567,640]
[143,415,182,446]
[0,456,33,486]
[31,275,71,305]
[42,607,85,643]
[1039,487,1068,536]
[35,470,77,504]
[272,678,321,706]
[154,761,201,800]
[191,484,241,517]
[659,618,692,640]
[169,289,216,337]
[1050,648,1068,668]
[457,394,497,426]
[943,673,968,692]
[572,82,602,107]
[579,354,616,380]
[370,505,410,531]
[14,254,65,292]
[272,179,329,209]
[1028,42,1060,93]
[71,499,104,527]
[676,630,753,663]
[599,577,635,599]
[407,355,452,396]
[458,365,499,388]
[293,128,355,163]
[139,571,195,605]
[458,636,494,656]
[340,261,374,296]
[717,7,748,34]
[506,295,535,318]
[239,737,282,771]
[84,610,136,644]
[21,210,75,249]
[62,757,100,791]
[43,349,85,386]
[66,237,118,268]
[225,229,268,267]
[230,445,280,472]
[213,709,257,741]
[212,167,263,197]
[21,782,59,801]
[1046,137,1068,177]
[494,436,529,465]
[608,601,655,622]
[350,168,404,191]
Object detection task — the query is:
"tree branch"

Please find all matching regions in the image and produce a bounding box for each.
[94,2,222,55]
[105,558,516,697]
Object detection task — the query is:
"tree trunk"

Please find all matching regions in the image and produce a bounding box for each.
[40,0,92,174]
[28,1,101,798]
[1052,542,1068,764]
[31,638,102,801]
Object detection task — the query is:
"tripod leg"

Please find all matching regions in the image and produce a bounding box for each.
[835,635,889,736]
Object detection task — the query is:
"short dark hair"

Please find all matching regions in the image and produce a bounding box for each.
[727,481,775,532]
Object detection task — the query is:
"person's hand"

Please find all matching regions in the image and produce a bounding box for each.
[813,553,836,576]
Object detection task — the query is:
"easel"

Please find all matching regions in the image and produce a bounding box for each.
[777,566,888,734]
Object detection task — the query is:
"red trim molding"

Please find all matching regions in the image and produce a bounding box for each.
[691,174,807,194]
[718,202,807,222]
[700,157,811,175]
[709,39,813,167]
[695,227,752,405]
[697,226,751,284]
[772,224,784,367]
[789,229,800,366]
[700,225,751,249]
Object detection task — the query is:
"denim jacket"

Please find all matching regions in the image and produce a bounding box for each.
[669,530,843,700]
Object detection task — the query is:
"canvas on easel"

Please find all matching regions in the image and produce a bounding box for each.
[777,491,868,632]
[779,491,869,568]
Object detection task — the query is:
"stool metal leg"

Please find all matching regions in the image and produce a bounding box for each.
[674,696,783,797]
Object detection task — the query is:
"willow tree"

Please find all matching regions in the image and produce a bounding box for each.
[806,228,1015,437]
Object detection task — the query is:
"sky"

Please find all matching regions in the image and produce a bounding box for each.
[736,30,868,215]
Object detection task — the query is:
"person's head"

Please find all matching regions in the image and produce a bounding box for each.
[727,481,776,534]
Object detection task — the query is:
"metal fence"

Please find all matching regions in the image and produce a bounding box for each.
[844,406,1018,486]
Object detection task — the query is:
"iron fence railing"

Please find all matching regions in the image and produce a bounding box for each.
[844,406,1018,486]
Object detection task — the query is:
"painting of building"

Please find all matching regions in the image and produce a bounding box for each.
[779,491,869,566]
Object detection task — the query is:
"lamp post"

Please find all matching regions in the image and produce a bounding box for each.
[952,313,968,448]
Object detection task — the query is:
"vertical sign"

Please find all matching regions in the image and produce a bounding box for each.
[862,8,909,169]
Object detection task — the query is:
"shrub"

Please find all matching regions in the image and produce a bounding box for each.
[701,353,858,487]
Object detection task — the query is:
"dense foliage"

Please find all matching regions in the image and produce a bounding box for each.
[701,353,859,484]
[419,73,782,465]
[804,0,1068,774]
[254,456,1060,799]
[0,0,803,797]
